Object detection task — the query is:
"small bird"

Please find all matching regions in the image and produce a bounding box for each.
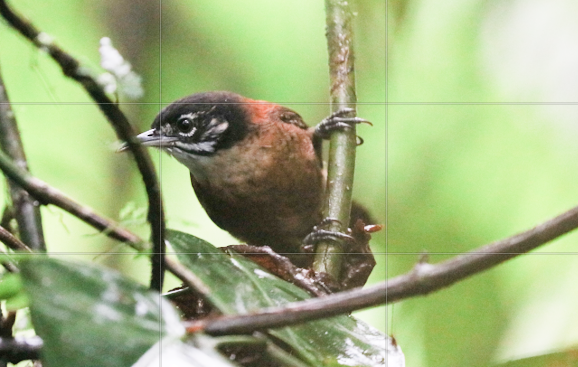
[128,91,366,261]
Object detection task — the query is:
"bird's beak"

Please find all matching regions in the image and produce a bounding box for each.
[118,129,180,152]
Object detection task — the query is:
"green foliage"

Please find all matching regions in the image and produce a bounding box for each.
[19,257,183,367]
[12,231,389,366]
[0,272,28,310]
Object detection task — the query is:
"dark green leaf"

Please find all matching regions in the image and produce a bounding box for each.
[19,258,183,367]
[167,229,388,367]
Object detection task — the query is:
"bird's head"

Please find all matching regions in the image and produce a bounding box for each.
[122,91,252,160]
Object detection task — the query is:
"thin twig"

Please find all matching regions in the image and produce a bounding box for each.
[190,203,578,335]
[0,254,19,273]
[0,0,166,291]
[313,0,360,280]
[0,226,32,253]
[384,204,578,302]
[0,148,210,297]
[187,281,385,336]
[0,65,45,251]
[0,336,42,364]
[0,149,143,248]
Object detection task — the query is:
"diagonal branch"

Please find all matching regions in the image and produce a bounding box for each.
[0,148,143,249]
[0,0,166,291]
[385,203,578,303]
[188,281,385,336]
[0,148,211,298]
[0,66,46,251]
[0,225,32,253]
[190,203,578,335]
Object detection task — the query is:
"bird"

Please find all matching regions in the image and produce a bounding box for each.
[126,91,368,264]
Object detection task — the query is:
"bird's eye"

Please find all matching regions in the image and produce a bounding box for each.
[176,118,194,134]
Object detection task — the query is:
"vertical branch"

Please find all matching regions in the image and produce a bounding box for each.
[0,65,46,251]
[313,0,358,280]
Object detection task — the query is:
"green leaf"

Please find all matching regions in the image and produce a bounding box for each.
[0,272,29,310]
[5,290,29,310]
[167,229,389,367]
[494,348,578,367]
[0,272,24,300]
[19,258,184,367]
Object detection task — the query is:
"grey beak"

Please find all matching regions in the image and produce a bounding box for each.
[118,129,180,152]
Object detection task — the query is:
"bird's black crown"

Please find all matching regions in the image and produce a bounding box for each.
[152,91,252,155]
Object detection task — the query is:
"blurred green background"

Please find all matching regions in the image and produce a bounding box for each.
[387,0,578,366]
[5,0,578,366]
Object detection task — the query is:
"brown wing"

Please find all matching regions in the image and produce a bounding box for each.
[277,107,323,165]
[277,107,308,129]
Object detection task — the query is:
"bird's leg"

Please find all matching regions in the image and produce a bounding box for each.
[339,220,379,290]
[313,108,372,140]
[302,218,381,290]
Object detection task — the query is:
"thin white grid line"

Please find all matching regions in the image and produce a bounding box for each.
[157,0,164,364]
[20,251,578,256]
[385,0,389,341]
[386,102,578,105]
[8,101,578,105]
[17,251,578,256]
[2,101,387,105]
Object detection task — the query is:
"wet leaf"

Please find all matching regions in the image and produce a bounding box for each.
[168,229,393,367]
[19,258,184,367]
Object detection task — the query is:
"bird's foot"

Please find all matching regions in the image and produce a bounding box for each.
[314,108,372,140]
[301,218,356,253]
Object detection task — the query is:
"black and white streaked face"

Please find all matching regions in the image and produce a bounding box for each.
[134,91,251,158]
[139,107,229,156]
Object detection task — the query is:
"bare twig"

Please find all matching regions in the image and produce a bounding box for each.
[313,0,360,280]
[0,147,211,298]
[190,203,578,335]
[0,253,19,274]
[0,226,32,253]
[0,66,45,251]
[385,204,578,302]
[187,281,385,336]
[0,0,166,291]
[0,148,144,249]
[0,336,42,364]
